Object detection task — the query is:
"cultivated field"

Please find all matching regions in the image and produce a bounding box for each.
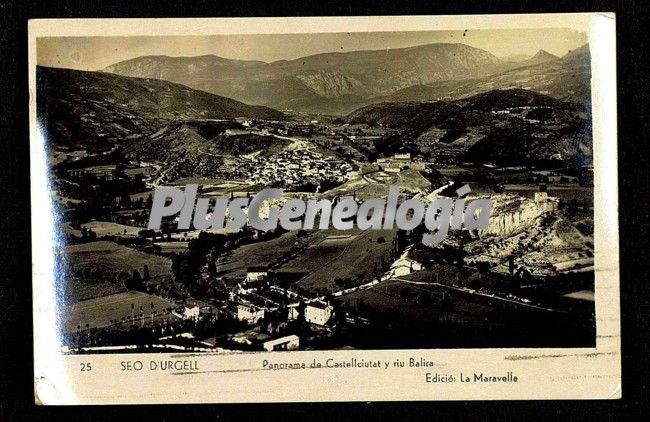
[153,241,190,254]
[66,240,172,284]
[81,221,143,237]
[281,229,397,295]
[217,231,306,282]
[124,165,156,178]
[325,168,430,200]
[339,277,526,325]
[62,291,176,333]
[62,277,127,304]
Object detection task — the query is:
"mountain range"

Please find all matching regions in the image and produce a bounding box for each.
[377,45,590,107]
[37,66,285,149]
[346,88,592,165]
[102,43,589,115]
[37,63,592,170]
[38,41,592,168]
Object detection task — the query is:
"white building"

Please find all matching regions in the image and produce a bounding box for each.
[237,281,259,295]
[287,304,300,321]
[183,305,200,321]
[534,191,548,204]
[263,335,300,351]
[245,270,268,283]
[384,166,401,174]
[304,301,334,325]
[394,153,411,161]
[391,258,423,277]
[237,304,265,323]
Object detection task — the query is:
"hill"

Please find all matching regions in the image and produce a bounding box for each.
[453,88,564,110]
[103,43,561,115]
[346,89,592,166]
[125,119,292,179]
[37,66,286,149]
[524,49,561,66]
[376,44,591,106]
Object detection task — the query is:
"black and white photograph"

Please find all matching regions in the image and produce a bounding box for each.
[36,27,599,353]
[25,14,622,404]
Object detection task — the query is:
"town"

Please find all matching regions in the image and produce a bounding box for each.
[145,184,495,242]
[35,41,597,353]
[50,110,596,354]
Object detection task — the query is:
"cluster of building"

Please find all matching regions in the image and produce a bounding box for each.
[173,298,215,322]
[232,117,338,138]
[489,105,556,124]
[236,299,334,326]
[237,149,354,189]
[375,153,425,173]
[234,268,335,328]
[169,266,338,352]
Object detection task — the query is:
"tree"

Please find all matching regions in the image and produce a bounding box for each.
[132,270,142,284]
[120,194,132,207]
[476,261,491,275]
[124,270,143,290]
[207,257,217,277]
[418,292,432,307]
[138,229,155,239]
[399,286,412,300]
[143,264,150,280]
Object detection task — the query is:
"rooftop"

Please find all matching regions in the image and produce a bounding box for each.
[307,300,331,310]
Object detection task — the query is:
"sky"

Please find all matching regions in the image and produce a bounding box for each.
[37,28,588,71]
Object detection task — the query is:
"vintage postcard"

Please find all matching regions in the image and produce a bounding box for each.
[29,14,619,404]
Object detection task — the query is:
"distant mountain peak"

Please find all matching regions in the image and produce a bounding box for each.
[100,41,590,114]
[532,49,560,61]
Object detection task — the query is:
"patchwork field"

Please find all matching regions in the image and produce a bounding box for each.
[280,229,397,295]
[129,179,259,202]
[124,166,156,178]
[216,228,396,295]
[325,168,431,201]
[62,291,176,333]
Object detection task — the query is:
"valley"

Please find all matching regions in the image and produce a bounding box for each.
[38,40,596,353]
